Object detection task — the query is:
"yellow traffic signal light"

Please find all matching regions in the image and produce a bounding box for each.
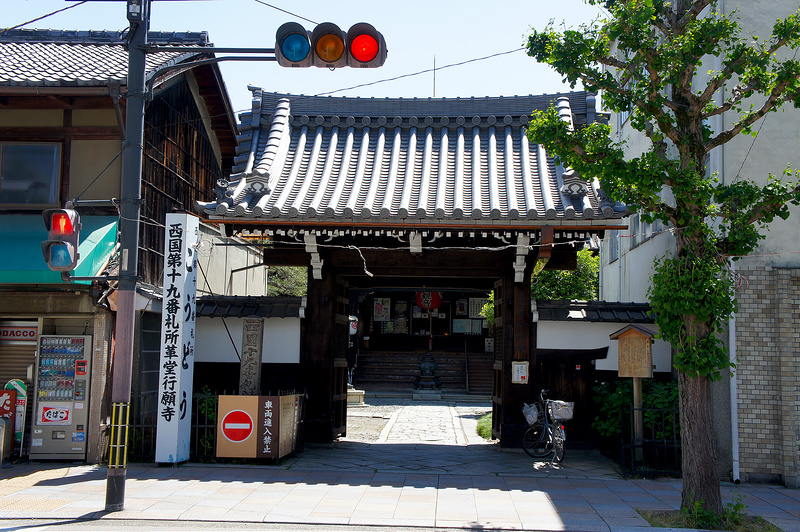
[276,22,387,68]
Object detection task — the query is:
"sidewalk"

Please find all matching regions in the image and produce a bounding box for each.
[0,401,798,531]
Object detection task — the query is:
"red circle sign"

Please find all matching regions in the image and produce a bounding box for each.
[221,409,253,443]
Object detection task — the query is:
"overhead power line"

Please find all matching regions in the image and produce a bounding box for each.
[1,1,88,36]
[313,48,525,97]
[251,0,317,25]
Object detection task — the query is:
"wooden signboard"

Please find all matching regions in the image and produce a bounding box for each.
[610,325,654,378]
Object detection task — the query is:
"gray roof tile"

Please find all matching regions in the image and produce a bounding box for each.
[199,88,627,226]
[196,296,304,318]
[0,29,212,87]
[536,300,653,323]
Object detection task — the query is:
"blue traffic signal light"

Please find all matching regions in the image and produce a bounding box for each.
[42,208,81,271]
[282,32,311,63]
[276,22,313,66]
[275,22,387,68]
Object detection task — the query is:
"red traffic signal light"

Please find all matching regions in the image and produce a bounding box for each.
[347,23,386,67]
[42,208,81,272]
[275,22,387,68]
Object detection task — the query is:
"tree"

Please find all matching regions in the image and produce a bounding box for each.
[481,248,599,325]
[530,247,599,300]
[526,0,800,514]
[267,266,307,296]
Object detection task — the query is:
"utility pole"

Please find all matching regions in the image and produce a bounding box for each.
[96,0,386,511]
[105,0,148,512]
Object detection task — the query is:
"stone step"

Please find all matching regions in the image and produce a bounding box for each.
[466,352,494,394]
[356,350,494,396]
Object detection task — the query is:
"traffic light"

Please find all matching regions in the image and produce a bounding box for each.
[275,22,387,68]
[41,208,81,271]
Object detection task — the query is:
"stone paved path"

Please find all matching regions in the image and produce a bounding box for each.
[0,400,798,531]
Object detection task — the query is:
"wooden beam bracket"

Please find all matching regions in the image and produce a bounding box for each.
[304,232,324,279]
[533,225,554,277]
[409,231,422,255]
[513,233,530,283]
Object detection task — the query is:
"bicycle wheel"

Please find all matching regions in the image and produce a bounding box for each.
[552,423,565,463]
[522,424,551,458]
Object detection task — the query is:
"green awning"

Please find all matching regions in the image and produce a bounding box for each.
[0,215,117,285]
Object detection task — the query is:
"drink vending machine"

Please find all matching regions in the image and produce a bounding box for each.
[30,335,92,460]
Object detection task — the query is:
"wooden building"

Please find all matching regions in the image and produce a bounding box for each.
[0,29,238,461]
[196,88,628,446]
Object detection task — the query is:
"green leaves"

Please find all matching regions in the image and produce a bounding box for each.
[528,0,800,516]
[530,248,599,300]
[592,379,679,439]
[648,254,735,380]
[714,171,800,256]
[527,0,800,382]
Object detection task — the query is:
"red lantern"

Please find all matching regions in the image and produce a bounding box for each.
[415,291,442,310]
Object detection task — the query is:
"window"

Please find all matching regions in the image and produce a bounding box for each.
[630,214,640,248]
[608,230,619,263]
[0,143,61,207]
[618,108,631,127]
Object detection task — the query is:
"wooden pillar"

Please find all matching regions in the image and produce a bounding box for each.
[633,375,644,462]
[300,258,336,443]
[499,267,533,447]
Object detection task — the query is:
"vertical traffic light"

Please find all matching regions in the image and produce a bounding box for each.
[41,208,81,271]
[275,22,387,68]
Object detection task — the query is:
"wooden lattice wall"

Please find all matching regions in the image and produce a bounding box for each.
[140,81,223,286]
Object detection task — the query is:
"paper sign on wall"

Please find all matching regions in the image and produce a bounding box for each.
[512,361,529,384]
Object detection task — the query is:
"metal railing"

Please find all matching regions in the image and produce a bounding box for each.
[128,388,221,462]
[619,406,681,478]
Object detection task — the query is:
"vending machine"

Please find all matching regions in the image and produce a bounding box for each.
[30,335,92,460]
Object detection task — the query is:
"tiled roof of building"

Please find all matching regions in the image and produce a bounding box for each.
[195,296,305,319]
[535,300,654,323]
[0,29,211,87]
[197,87,628,226]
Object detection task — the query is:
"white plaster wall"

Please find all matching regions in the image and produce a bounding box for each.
[196,224,269,297]
[537,321,672,373]
[721,1,800,268]
[195,317,300,364]
[601,0,800,299]
[262,318,301,364]
[600,226,673,302]
[195,317,243,363]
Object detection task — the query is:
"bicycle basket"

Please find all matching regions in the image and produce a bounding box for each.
[550,400,574,420]
[522,403,539,425]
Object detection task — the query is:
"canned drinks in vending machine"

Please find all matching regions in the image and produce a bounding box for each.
[30,335,92,460]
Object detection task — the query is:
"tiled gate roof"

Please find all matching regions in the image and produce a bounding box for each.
[197,88,627,227]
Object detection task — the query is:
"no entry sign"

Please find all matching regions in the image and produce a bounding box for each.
[221,409,253,443]
[216,394,303,459]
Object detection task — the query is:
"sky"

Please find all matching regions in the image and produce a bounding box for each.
[8,0,606,115]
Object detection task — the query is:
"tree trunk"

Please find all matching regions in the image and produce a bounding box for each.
[679,371,722,514]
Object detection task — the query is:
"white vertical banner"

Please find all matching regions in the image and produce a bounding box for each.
[155,213,199,463]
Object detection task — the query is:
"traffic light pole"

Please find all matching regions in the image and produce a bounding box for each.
[105,0,148,512]
[99,0,383,512]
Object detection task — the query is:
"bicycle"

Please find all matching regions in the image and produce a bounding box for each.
[521,389,573,462]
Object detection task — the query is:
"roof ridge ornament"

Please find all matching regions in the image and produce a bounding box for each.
[555,97,592,216]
